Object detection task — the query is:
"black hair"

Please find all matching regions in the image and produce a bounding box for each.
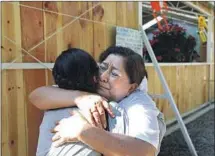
[52,48,99,93]
[99,46,148,85]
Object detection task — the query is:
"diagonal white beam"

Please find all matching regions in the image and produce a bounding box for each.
[183,2,211,16]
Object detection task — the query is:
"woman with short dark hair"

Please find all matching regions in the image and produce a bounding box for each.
[30,46,166,156]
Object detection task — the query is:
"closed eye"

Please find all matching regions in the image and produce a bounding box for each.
[99,65,106,70]
[99,65,108,72]
[111,72,119,77]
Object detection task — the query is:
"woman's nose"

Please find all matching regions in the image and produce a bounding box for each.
[100,70,109,83]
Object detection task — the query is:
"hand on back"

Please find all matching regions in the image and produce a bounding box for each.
[75,94,115,129]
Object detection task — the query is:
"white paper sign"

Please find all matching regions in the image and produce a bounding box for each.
[116,27,143,56]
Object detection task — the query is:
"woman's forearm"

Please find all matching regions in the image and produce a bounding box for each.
[29,86,88,110]
[79,125,156,156]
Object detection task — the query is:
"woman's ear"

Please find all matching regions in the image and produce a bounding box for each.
[128,83,138,95]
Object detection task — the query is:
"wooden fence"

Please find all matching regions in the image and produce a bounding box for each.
[146,64,214,120]
[2,2,138,156]
[1,1,214,156]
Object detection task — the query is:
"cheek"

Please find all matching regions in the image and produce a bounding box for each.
[109,79,130,101]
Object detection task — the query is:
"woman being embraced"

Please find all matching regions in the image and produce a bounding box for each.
[30,46,166,156]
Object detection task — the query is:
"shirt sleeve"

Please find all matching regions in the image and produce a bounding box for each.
[126,103,160,150]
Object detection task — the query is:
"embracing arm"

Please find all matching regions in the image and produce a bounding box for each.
[51,99,159,155]
[29,86,114,128]
[29,86,88,110]
[79,100,160,156]
[79,125,156,156]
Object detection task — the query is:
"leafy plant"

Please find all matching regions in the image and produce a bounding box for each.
[143,24,200,62]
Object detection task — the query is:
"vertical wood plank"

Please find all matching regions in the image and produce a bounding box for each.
[2,72,10,156]
[13,3,28,156]
[196,66,202,106]
[61,2,94,55]
[116,2,138,29]
[176,66,183,113]
[2,3,14,156]
[210,65,214,100]
[170,66,177,112]
[146,67,154,94]
[165,66,176,119]
[93,2,116,61]
[2,70,19,156]
[20,2,45,156]
[204,65,210,101]
[202,66,207,102]
[146,64,212,121]
[152,67,162,112]
[62,2,81,50]
[1,2,27,156]
[188,66,193,112]
[161,66,173,119]
[182,65,189,113]
[79,2,94,54]
[154,67,163,113]
[188,66,195,111]
[202,66,208,104]
[43,2,62,85]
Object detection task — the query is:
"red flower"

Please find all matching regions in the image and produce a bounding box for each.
[156,56,163,60]
[175,48,180,52]
[152,31,160,35]
[150,40,156,45]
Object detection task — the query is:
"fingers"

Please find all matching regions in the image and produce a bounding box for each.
[102,101,115,118]
[96,102,107,128]
[68,109,80,117]
[90,105,103,129]
[50,124,60,133]
[58,118,67,125]
[80,109,96,127]
[52,132,61,142]
[53,137,65,147]
[86,109,96,126]
[68,109,82,116]
[101,96,108,101]
[68,109,75,116]
[52,134,77,147]
[51,124,60,133]
[50,128,56,133]
[55,120,60,125]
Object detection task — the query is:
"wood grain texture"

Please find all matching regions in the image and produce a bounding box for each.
[61,2,94,55]
[1,2,27,156]
[209,64,214,101]
[146,65,211,121]
[93,2,116,61]
[116,2,138,29]
[20,2,45,156]
[43,2,61,85]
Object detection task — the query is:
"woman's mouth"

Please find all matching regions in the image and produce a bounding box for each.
[99,85,110,90]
